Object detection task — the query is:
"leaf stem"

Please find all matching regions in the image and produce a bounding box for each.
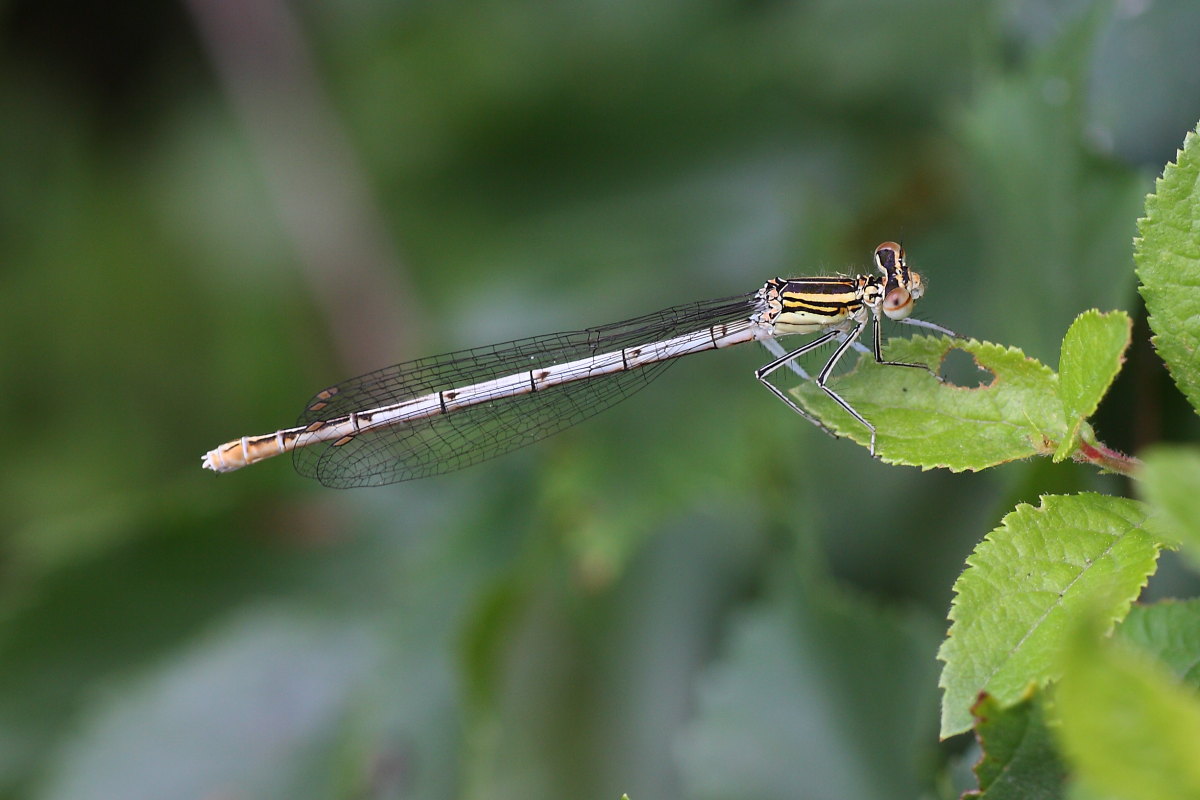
[1075,440,1141,477]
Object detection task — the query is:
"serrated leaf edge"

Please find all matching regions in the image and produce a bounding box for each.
[938,494,1161,736]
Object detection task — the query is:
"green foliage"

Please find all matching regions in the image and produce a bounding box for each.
[1117,600,1200,689]
[1054,310,1131,461]
[937,495,1164,737]
[932,113,1200,800]
[964,601,1200,800]
[1137,123,1200,414]
[1057,610,1200,800]
[967,691,1066,800]
[6,4,1200,800]
[797,337,1066,471]
[1138,446,1200,563]
[796,312,1132,473]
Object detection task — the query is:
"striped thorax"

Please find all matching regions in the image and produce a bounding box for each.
[755,242,923,335]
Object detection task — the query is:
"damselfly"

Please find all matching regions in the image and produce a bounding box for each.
[202,242,955,488]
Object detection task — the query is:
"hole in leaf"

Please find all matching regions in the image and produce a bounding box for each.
[939,347,994,388]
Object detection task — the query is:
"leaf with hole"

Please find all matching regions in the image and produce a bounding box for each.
[794,336,1064,471]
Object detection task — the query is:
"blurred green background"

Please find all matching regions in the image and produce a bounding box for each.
[3,0,1199,798]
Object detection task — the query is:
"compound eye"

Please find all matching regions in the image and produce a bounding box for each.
[875,242,904,274]
[883,286,913,319]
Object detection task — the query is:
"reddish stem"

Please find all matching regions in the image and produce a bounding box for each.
[1075,439,1141,477]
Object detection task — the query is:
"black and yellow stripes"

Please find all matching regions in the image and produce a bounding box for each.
[778,277,864,318]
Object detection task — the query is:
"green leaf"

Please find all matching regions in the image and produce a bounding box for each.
[1053,310,1131,462]
[1137,445,1200,566]
[1136,121,1200,415]
[794,336,1065,471]
[1056,610,1200,800]
[967,691,1066,800]
[1117,600,1200,689]
[938,494,1164,738]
